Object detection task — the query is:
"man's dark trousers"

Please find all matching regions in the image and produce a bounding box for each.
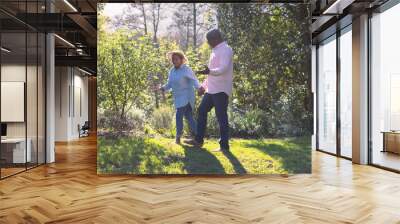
[195,92,229,150]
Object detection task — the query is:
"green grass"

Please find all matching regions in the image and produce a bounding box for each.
[97,136,311,174]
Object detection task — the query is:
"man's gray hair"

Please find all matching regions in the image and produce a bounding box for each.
[206,29,224,41]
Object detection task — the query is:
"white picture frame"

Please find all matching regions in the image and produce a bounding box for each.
[1,81,25,122]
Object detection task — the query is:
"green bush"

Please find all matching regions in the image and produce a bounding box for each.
[230,108,264,137]
[150,106,176,137]
[127,107,146,135]
[101,110,133,136]
[97,107,147,137]
[201,107,265,138]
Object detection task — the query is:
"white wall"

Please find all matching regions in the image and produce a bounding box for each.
[55,67,89,141]
[1,64,26,139]
[1,65,41,137]
[1,63,46,164]
[55,66,69,141]
[72,72,89,138]
[339,29,353,158]
[317,37,337,154]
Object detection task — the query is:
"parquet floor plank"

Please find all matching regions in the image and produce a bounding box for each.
[0,136,399,223]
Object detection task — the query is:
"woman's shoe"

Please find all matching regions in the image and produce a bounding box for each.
[211,147,229,152]
[184,139,203,147]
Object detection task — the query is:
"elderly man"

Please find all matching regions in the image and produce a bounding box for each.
[186,29,233,151]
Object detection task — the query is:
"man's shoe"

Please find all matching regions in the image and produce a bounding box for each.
[184,139,203,147]
[175,137,181,144]
[212,148,229,152]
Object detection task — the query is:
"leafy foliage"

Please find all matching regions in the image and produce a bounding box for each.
[149,106,175,137]
[217,4,312,136]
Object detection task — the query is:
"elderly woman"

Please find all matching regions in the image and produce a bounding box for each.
[160,50,201,144]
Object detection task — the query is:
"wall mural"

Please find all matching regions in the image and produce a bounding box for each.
[97,3,312,175]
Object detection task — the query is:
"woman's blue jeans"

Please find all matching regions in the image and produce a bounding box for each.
[176,104,197,138]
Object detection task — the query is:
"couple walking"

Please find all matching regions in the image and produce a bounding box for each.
[160,29,233,151]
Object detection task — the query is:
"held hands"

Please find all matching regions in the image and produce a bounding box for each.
[155,84,164,92]
[197,86,205,96]
[196,65,210,75]
[196,65,208,96]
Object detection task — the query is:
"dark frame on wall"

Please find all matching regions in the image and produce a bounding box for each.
[367,9,373,167]
[338,24,353,160]
[315,32,338,157]
[0,12,2,179]
[367,0,400,173]
[314,22,353,161]
[314,0,400,173]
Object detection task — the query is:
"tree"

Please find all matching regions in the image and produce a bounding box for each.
[217,3,312,136]
[98,30,157,133]
[112,3,165,42]
[193,3,197,48]
[108,4,168,111]
[169,3,216,50]
[112,4,146,34]
[149,4,162,43]
[97,3,105,12]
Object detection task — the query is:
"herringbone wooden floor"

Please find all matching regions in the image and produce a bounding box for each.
[1,136,400,224]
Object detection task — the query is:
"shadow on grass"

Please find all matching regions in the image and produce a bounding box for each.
[244,137,311,174]
[98,136,309,174]
[98,137,175,174]
[221,150,247,174]
[180,145,226,174]
[98,137,227,174]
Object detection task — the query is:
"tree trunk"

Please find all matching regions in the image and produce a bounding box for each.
[193,3,197,49]
[155,83,160,109]
[186,17,190,50]
[152,4,161,43]
[141,4,148,35]
[161,90,166,103]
